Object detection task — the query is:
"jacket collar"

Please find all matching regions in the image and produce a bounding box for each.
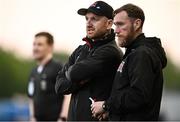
[126,33,145,49]
[124,33,145,58]
[82,29,115,49]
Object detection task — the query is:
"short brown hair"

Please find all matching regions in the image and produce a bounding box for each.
[35,32,54,45]
[114,4,145,28]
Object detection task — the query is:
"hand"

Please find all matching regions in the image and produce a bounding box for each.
[91,101,105,118]
[97,112,109,121]
[30,116,36,122]
[58,117,67,122]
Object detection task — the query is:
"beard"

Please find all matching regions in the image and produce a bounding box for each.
[87,30,107,40]
[117,25,135,47]
[86,25,108,40]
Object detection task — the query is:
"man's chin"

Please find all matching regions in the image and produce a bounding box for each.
[117,39,125,47]
[118,43,125,48]
[34,57,43,61]
[87,34,95,39]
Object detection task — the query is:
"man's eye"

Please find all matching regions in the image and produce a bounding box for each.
[37,43,42,46]
[114,22,124,26]
[92,17,99,21]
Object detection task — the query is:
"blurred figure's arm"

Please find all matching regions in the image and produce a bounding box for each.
[29,99,36,122]
[58,95,71,122]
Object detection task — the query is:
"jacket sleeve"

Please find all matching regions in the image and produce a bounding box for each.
[55,46,83,94]
[66,46,118,82]
[107,50,155,113]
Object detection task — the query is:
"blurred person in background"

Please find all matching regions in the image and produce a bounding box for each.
[91,4,167,121]
[27,32,64,121]
[55,1,123,121]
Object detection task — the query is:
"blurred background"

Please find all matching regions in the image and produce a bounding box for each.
[0,0,180,121]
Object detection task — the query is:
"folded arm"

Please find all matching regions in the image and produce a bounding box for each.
[66,46,118,82]
[55,46,83,94]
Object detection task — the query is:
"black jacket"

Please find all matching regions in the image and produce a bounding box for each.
[55,30,123,121]
[28,59,64,121]
[105,33,167,121]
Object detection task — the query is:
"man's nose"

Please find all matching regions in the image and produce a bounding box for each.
[114,27,118,34]
[86,19,92,26]
[114,27,121,34]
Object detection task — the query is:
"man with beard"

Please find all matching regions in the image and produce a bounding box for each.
[28,32,64,121]
[91,4,167,121]
[55,1,123,121]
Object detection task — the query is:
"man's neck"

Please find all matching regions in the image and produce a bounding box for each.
[37,54,53,66]
[132,29,143,41]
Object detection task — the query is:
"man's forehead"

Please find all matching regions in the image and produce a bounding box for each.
[34,36,47,43]
[115,11,129,18]
[35,36,47,40]
[114,11,129,21]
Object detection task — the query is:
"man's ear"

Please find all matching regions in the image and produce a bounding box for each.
[49,45,54,52]
[133,19,142,31]
[107,19,113,30]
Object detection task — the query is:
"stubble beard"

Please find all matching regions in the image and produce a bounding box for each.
[119,26,135,47]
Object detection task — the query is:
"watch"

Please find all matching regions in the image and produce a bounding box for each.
[102,101,109,111]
